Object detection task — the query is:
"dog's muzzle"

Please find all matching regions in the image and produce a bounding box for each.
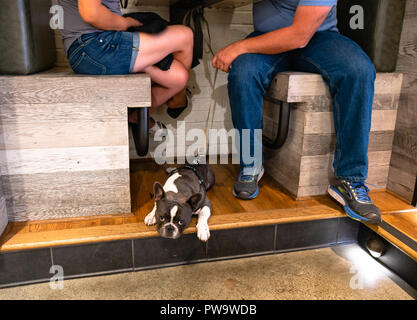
[160,223,181,239]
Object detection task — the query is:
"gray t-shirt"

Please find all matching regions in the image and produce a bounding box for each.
[58,0,122,54]
[253,0,338,33]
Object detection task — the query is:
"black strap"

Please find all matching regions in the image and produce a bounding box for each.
[170,165,207,191]
[120,0,128,9]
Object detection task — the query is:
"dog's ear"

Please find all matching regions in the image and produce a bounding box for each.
[153,182,165,201]
[188,193,202,211]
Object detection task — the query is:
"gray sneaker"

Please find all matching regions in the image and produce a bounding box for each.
[233,168,264,200]
[328,179,382,225]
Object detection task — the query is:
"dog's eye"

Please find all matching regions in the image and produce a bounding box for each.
[178,220,185,226]
[159,216,165,222]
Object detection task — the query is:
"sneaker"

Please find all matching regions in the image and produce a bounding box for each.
[328,179,382,225]
[167,88,191,119]
[233,168,264,200]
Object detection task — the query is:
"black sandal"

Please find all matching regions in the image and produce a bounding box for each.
[167,88,191,119]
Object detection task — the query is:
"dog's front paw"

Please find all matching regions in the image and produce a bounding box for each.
[197,223,210,242]
[144,212,156,226]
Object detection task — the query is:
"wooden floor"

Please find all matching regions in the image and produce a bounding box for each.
[0,161,416,258]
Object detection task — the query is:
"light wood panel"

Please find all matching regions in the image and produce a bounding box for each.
[388,0,417,202]
[267,72,403,103]
[0,182,7,237]
[0,71,151,107]
[264,72,401,198]
[0,68,151,221]
[2,169,131,222]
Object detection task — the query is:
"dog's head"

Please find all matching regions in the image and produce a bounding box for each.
[153,182,202,240]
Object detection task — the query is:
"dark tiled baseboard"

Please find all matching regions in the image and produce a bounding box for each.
[53,240,134,277]
[0,217,360,289]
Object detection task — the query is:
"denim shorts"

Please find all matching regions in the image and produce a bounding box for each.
[67,31,140,75]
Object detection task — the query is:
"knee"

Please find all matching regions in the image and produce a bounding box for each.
[173,65,189,90]
[228,54,262,88]
[176,25,194,47]
[346,55,376,82]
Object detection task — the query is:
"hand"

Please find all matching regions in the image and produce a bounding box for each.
[212,41,245,73]
[125,17,142,30]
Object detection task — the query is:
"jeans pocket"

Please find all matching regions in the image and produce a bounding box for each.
[71,52,106,75]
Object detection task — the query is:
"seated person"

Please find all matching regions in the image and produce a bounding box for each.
[58,0,193,134]
[212,0,381,224]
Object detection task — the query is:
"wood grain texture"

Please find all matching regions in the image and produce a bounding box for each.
[0,69,151,107]
[0,103,127,124]
[0,185,7,236]
[2,169,131,222]
[0,121,128,150]
[267,72,403,103]
[388,0,417,202]
[0,67,150,221]
[264,70,400,197]
[0,146,128,176]
[383,212,417,244]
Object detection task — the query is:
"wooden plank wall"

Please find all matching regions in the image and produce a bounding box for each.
[0,176,7,236]
[387,0,417,202]
[0,72,151,221]
[264,72,402,198]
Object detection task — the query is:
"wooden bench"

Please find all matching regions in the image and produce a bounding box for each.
[0,68,151,222]
[263,71,403,198]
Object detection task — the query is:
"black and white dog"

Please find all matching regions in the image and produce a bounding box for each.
[144,163,215,242]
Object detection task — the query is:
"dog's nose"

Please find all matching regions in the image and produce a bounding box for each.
[165,225,174,233]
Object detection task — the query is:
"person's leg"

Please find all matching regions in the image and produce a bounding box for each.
[128,25,193,125]
[292,31,381,224]
[227,34,292,199]
[133,25,193,73]
[293,31,375,180]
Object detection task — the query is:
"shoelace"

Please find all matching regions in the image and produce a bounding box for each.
[350,181,371,203]
[239,172,256,183]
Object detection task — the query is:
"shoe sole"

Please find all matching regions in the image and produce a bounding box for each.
[233,168,265,200]
[328,185,381,224]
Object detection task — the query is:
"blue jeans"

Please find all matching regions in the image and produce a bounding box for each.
[228,31,376,180]
[67,31,140,75]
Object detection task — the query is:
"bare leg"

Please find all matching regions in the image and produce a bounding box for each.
[128,25,193,124]
[133,25,193,74]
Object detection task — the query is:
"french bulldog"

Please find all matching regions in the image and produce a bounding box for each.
[144,163,215,242]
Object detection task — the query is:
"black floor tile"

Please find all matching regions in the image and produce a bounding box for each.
[134,233,206,268]
[207,225,275,259]
[52,240,133,277]
[0,248,52,286]
[337,217,359,244]
[276,218,338,251]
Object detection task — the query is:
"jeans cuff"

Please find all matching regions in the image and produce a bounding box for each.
[242,165,263,176]
[129,32,140,73]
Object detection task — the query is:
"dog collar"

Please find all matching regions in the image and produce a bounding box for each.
[169,165,207,191]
